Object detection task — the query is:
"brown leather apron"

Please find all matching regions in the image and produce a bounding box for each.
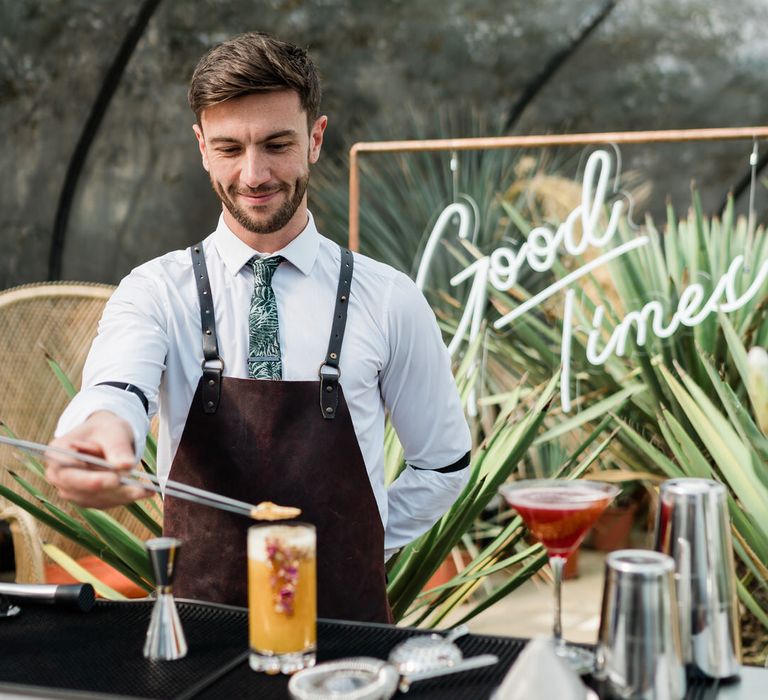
[163,244,391,623]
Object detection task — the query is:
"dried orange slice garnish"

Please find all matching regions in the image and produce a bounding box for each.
[250,501,302,521]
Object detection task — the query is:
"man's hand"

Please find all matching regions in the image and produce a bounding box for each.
[46,411,152,508]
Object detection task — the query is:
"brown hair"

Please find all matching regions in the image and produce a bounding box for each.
[188,32,321,127]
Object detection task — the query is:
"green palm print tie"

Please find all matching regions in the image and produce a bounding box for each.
[248,255,284,380]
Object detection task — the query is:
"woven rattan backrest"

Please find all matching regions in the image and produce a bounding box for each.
[0,282,160,573]
[0,283,114,442]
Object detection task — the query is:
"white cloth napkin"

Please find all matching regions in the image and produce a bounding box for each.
[491,637,595,700]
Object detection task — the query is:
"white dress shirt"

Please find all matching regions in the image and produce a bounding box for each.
[56,212,472,554]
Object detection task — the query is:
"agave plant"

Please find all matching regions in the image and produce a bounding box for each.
[488,185,768,652]
[313,121,768,651]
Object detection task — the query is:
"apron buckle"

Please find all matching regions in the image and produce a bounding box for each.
[318,363,340,419]
[201,357,224,414]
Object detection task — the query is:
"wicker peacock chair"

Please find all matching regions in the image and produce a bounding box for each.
[0,282,159,589]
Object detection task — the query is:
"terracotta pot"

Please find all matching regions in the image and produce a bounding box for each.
[423,551,469,592]
[587,503,638,552]
[563,548,580,580]
[45,555,147,598]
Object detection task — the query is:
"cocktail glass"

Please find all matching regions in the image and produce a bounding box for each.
[248,521,317,674]
[499,478,619,673]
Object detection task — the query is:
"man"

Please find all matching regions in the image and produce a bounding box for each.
[47,32,471,623]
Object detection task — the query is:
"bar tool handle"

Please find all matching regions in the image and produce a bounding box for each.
[399,654,499,691]
[0,582,95,612]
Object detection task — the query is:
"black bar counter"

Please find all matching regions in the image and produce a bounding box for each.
[0,599,758,699]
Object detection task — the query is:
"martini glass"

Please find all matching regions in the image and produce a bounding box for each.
[499,478,619,673]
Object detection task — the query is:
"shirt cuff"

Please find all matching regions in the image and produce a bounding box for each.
[55,385,150,463]
[384,465,471,552]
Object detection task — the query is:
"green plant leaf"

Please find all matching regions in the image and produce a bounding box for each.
[419,543,543,593]
[657,411,712,480]
[534,385,644,445]
[42,544,128,601]
[45,354,78,398]
[123,501,162,537]
[0,483,89,546]
[736,579,768,630]
[1,473,152,591]
[718,314,750,389]
[611,415,686,479]
[0,423,46,477]
[76,508,153,584]
[658,364,768,538]
[447,549,548,628]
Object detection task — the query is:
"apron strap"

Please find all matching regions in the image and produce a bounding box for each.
[319,247,354,419]
[190,242,224,414]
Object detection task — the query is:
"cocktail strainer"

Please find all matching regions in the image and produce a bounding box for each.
[386,625,468,678]
[288,658,399,700]
[288,625,498,699]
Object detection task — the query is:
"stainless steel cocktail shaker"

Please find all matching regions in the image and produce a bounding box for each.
[653,478,741,679]
[595,550,685,699]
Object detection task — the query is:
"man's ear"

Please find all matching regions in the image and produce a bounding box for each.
[308,115,328,165]
[192,123,210,172]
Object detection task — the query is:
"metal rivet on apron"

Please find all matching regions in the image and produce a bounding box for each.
[340,295,347,302]
[326,385,333,392]
[208,379,215,386]
[330,352,337,359]
[207,400,214,407]
[203,290,208,295]
[325,406,333,413]
[206,329,211,335]
[194,247,200,252]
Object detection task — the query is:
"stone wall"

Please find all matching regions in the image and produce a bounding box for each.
[1,0,766,287]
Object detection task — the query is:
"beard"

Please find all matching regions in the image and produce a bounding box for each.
[212,171,309,235]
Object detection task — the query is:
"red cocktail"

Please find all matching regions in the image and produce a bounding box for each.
[509,484,615,557]
[499,479,619,673]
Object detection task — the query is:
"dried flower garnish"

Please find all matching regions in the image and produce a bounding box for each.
[265,537,308,615]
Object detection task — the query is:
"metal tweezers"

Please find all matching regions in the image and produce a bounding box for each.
[0,434,298,520]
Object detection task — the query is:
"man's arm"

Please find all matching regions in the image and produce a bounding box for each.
[46,266,170,508]
[47,410,152,507]
[379,273,472,557]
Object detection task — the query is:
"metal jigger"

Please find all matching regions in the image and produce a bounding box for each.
[143,537,187,661]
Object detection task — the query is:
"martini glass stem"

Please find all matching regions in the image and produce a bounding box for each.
[551,555,565,647]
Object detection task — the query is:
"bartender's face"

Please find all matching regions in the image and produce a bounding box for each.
[193,90,326,248]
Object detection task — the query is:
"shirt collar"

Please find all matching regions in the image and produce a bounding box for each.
[212,210,320,277]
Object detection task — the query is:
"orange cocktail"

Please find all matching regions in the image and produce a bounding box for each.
[248,522,316,674]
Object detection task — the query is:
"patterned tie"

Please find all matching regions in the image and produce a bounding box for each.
[248,255,284,380]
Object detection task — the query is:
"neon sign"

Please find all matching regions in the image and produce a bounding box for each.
[416,149,768,412]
